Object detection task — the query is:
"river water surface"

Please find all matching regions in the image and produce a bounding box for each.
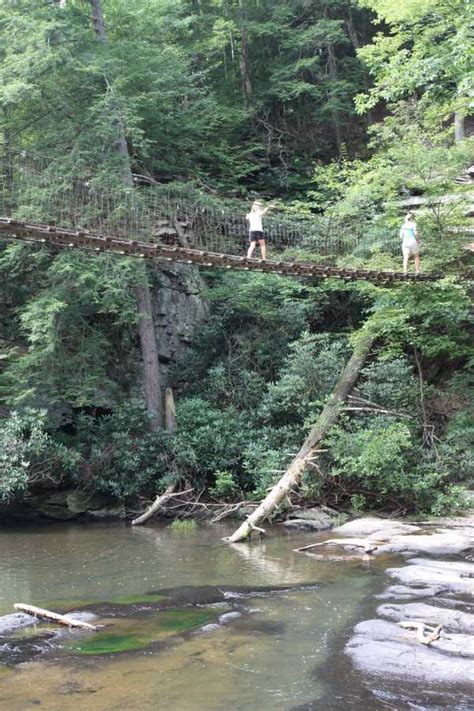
[0,521,445,710]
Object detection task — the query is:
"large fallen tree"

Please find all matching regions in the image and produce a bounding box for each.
[225,328,376,543]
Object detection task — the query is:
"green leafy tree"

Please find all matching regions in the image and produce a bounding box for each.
[0,408,80,501]
[356,0,473,137]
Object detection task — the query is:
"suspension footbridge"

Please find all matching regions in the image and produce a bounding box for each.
[0,154,438,283]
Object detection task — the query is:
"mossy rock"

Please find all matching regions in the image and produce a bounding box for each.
[66,608,216,656]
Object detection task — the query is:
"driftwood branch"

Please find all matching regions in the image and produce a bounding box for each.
[294,537,381,553]
[131,484,181,526]
[14,603,98,631]
[399,621,442,645]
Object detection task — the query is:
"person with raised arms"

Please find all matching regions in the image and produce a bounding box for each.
[246,200,275,260]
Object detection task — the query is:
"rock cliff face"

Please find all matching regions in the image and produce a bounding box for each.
[0,264,209,524]
[151,263,209,388]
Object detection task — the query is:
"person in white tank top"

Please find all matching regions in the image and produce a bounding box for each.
[246,200,274,260]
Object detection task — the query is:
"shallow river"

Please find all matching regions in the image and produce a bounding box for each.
[0,521,457,710]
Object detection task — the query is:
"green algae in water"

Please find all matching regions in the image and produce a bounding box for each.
[152,609,213,633]
[170,519,197,532]
[67,609,216,656]
[71,633,147,655]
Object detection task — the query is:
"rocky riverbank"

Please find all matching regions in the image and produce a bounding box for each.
[316,515,474,691]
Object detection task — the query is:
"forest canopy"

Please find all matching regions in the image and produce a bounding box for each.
[0,0,472,518]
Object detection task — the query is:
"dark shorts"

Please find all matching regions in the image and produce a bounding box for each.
[249,231,264,242]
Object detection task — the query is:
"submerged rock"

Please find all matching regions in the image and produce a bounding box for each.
[0,581,320,664]
[86,504,126,520]
[0,612,35,635]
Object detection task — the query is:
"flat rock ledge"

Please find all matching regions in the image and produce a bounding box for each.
[333,516,421,539]
[347,619,474,685]
[343,513,474,693]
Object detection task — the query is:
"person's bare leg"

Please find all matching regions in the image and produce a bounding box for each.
[259,240,266,260]
[247,242,256,258]
[414,254,420,274]
[403,251,409,274]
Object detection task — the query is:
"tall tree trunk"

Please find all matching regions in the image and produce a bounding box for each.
[327,44,342,154]
[237,0,253,105]
[132,275,164,431]
[90,0,107,41]
[345,7,373,126]
[226,328,375,543]
[1,113,13,216]
[454,112,465,142]
[135,281,164,431]
[87,0,164,429]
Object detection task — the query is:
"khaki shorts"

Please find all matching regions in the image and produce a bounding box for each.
[402,239,419,256]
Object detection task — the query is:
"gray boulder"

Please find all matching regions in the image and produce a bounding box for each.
[35,491,80,520]
[377,532,473,557]
[385,561,474,596]
[283,508,333,531]
[346,619,474,685]
[377,602,474,635]
[66,490,110,514]
[332,517,420,539]
[376,584,445,600]
[0,612,35,635]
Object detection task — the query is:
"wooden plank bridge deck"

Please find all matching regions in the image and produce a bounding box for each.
[0,217,439,283]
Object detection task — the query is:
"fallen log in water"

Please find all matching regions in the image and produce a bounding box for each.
[131,484,182,526]
[14,604,99,631]
[225,328,375,544]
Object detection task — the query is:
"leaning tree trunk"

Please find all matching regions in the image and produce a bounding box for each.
[226,328,375,543]
[87,0,164,430]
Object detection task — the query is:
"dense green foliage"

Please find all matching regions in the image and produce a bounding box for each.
[0,0,472,517]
